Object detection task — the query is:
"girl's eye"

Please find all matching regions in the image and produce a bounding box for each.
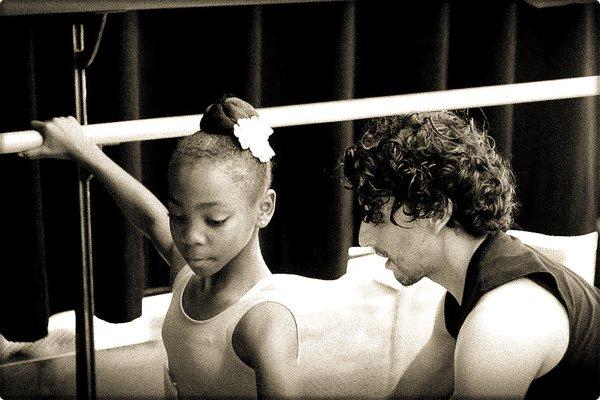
[167,212,185,223]
[206,217,228,227]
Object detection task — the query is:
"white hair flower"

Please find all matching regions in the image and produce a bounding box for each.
[233,116,275,163]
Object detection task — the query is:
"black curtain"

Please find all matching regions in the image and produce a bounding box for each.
[0,0,598,342]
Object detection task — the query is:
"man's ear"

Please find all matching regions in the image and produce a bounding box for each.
[432,198,453,234]
[256,189,276,228]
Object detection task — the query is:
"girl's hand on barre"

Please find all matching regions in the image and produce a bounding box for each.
[20,117,96,160]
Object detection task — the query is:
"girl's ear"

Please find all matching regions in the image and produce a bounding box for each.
[256,189,276,228]
[431,198,453,235]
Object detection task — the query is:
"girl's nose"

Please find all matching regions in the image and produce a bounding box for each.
[181,223,208,246]
[358,222,375,248]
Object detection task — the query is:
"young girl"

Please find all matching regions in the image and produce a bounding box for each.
[25,97,301,398]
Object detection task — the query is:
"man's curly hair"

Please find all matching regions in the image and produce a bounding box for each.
[343,111,517,237]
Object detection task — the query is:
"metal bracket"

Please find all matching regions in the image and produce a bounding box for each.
[74,13,108,71]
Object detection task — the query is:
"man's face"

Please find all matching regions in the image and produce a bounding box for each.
[358,199,441,286]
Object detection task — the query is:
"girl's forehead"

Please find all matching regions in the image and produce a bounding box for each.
[169,161,251,205]
[172,160,232,181]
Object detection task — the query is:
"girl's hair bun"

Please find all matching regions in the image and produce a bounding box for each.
[200,96,259,136]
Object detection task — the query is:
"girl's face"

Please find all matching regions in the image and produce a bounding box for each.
[167,159,261,277]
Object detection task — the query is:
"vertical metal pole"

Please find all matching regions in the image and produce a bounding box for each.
[72,22,97,400]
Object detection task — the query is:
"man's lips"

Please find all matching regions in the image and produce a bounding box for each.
[374,248,389,259]
[385,258,396,270]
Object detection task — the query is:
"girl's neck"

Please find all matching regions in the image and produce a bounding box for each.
[202,230,271,298]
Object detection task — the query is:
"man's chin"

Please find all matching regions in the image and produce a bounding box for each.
[392,269,420,287]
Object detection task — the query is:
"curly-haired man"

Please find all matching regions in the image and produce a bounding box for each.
[344,111,600,399]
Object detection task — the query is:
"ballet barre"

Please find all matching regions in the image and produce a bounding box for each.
[0,0,349,16]
[1,75,598,155]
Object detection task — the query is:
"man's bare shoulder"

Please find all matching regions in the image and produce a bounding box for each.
[466,277,568,336]
[453,277,569,398]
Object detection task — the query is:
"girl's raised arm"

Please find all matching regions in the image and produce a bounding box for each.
[24,117,186,279]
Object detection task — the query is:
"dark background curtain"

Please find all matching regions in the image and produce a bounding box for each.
[0,0,598,341]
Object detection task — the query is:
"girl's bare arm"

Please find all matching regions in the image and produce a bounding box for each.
[232,302,301,399]
[25,117,186,277]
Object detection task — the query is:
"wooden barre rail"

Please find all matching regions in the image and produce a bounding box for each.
[0,0,349,16]
[1,75,599,154]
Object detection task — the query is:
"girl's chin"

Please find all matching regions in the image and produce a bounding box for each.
[188,259,219,275]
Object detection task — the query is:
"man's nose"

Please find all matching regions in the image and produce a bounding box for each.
[358,222,375,248]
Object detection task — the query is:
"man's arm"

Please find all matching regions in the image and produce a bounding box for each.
[232,301,300,399]
[452,278,569,399]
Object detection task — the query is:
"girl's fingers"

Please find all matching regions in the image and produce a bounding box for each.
[30,120,48,137]
[18,143,69,160]
[54,116,84,136]
[31,117,77,133]
[20,148,69,160]
[23,116,81,160]
[18,148,44,159]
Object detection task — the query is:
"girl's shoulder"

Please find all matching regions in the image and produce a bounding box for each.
[232,296,299,370]
[233,273,304,352]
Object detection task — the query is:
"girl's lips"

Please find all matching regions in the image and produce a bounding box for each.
[186,255,213,264]
[188,258,214,268]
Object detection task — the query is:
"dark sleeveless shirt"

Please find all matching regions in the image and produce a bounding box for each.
[444,231,600,399]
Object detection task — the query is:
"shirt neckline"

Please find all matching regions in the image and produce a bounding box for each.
[179,266,272,324]
[460,231,499,305]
